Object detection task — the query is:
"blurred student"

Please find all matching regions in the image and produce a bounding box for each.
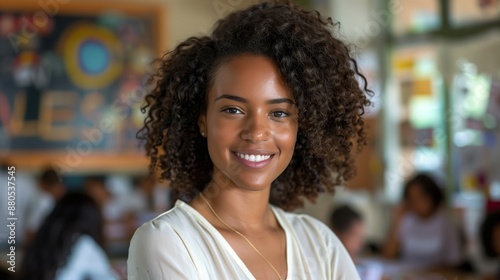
[19,192,119,280]
[330,205,365,257]
[25,167,66,245]
[382,173,461,267]
[330,205,384,280]
[83,175,111,209]
[480,211,500,280]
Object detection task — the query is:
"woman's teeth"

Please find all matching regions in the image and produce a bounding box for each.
[235,153,271,162]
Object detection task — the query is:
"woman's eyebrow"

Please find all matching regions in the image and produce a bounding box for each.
[215,94,295,105]
[215,94,246,103]
[267,98,295,105]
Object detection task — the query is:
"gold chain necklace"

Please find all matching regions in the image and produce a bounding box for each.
[199,193,284,280]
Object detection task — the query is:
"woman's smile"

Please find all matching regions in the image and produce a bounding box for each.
[232,149,275,168]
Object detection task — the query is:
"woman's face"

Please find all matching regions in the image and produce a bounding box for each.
[407,183,434,218]
[199,54,298,192]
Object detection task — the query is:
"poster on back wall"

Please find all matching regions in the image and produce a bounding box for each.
[0,2,166,171]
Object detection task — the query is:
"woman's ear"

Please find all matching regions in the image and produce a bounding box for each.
[198,114,207,137]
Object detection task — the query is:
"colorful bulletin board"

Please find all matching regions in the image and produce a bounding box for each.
[0,2,167,172]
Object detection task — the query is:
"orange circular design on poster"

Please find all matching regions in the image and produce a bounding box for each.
[60,23,123,89]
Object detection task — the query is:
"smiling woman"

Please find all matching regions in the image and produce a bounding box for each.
[128,1,372,279]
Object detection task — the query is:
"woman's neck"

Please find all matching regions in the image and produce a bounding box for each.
[191,180,276,232]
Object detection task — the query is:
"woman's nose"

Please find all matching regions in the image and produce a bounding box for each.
[240,113,271,143]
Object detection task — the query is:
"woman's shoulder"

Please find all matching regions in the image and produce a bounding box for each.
[132,200,193,238]
[129,200,198,265]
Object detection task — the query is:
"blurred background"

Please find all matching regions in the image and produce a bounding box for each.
[0,0,499,279]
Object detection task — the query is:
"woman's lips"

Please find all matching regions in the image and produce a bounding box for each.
[232,152,274,169]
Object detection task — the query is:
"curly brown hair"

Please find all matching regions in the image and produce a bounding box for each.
[137,0,372,210]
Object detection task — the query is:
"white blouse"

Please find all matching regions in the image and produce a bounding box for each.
[128,200,359,280]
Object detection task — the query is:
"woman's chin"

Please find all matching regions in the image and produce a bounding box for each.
[230,177,273,193]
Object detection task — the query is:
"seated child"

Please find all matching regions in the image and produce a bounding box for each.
[330,205,383,280]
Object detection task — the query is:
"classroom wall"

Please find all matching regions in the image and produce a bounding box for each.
[93,0,259,51]
[27,0,259,51]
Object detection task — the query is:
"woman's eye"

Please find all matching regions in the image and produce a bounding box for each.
[222,107,242,114]
[271,111,291,118]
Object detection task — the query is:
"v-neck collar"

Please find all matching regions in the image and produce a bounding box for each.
[176,199,292,280]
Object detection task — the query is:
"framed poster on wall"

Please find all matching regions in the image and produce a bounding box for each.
[0,1,167,172]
